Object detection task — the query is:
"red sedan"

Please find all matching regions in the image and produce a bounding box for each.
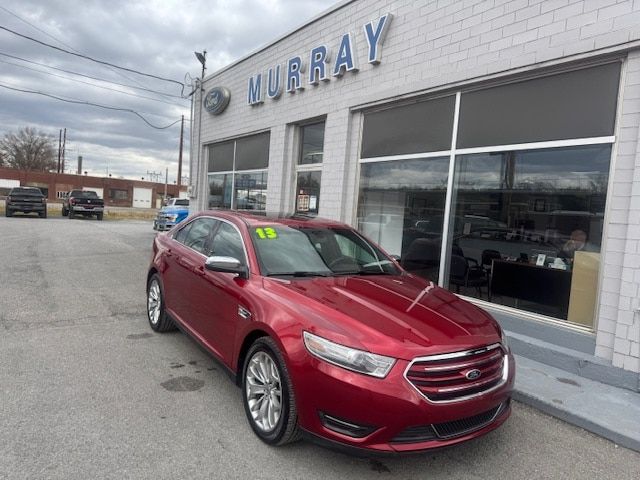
[146,211,514,454]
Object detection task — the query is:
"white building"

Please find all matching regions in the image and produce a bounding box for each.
[190,0,640,389]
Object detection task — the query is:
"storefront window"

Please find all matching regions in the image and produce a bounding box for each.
[295,121,324,214]
[207,132,269,210]
[295,171,321,214]
[445,145,611,327]
[357,157,449,282]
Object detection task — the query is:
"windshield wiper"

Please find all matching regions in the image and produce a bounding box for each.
[266,271,333,277]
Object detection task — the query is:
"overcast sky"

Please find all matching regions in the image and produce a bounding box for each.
[0,0,339,183]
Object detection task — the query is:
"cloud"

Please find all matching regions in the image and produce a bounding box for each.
[0,0,338,181]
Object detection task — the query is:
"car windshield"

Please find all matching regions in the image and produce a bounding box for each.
[10,188,42,196]
[249,225,400,277]
[174,199,189,206]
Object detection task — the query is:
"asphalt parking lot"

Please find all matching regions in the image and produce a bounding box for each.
[1,216,639,480]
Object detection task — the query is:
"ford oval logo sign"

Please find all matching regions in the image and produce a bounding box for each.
[465,369,481,380]
[204,87,231,115]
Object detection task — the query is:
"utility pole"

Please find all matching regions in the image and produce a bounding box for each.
[177,114,184,187]
[61,128,66,174]
[164,167,168,200]
[57,129,62,173]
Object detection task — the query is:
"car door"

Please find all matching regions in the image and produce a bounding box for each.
[163,217,219,329]
[190,219,251,364]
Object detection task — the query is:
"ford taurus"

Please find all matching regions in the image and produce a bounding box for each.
[146,211,514,454]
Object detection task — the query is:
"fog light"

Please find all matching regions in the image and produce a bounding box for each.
[319,412,377,438]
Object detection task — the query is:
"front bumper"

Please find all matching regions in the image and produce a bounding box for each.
[292,350,515,453]
[7,203,46,213]
[153,219,177,231]
[71,205,104,213]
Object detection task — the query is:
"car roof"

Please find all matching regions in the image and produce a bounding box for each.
[199,210,349,229]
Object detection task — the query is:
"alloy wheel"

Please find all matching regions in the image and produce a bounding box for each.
[245,351,282,432]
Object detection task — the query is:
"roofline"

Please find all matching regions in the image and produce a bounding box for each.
[203,0,357,82]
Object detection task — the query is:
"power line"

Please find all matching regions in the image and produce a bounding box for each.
[0,24,185,91]
[0,82,182,130]
[0,5,159,91]
[0,51,185,100]
[0,58,188,108]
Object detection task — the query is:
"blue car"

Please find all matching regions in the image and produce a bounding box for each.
[153,198,189,231]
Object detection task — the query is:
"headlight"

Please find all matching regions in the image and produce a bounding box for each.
[303,331,395,378]
[167,214,178,221]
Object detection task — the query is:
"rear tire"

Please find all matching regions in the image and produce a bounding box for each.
[242,337,301,446]
[146,274,175,332]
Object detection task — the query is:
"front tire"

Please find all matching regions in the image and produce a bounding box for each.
[68,208,74,219]
[5,208,12,217]
[242,337,300,446]
[96,212,103,221]
[146,274,174,332]
[62,207,68,216]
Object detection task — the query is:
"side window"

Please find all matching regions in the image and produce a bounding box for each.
[182,218,219,255]
[174,221,193,244]
[210,222,246,264]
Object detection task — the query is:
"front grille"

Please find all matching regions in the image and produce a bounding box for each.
[405,343,507,403]
[391,402,507,443]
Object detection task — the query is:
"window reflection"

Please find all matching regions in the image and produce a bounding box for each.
[357,157,449,282]
[448,145,611,326]
[208,173,232,209]
[234,171,268,211]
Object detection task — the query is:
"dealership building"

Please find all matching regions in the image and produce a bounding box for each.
[189,0,640,387]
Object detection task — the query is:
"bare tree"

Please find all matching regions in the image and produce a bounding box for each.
[0,127,56,172]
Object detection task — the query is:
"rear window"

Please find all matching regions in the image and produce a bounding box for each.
[71,191,98,198]
[10,188,43,196]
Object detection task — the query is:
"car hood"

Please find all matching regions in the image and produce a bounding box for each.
[160,206,188,214]
[262,274,501,360]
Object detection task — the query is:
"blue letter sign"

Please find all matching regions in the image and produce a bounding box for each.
[286,56,305,93]
[308,45,330,85]
[247,74,263,105]
[332,33,358,77]
[364,13,393,64]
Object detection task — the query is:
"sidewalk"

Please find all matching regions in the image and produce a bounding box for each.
[513,354,640,452]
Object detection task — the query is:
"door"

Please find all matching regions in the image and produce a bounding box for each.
[133,187,153,208]
[83,187,103,198]
[162,218,217,328]
[192,220,250,363]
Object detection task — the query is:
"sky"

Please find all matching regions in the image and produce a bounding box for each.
[0,0,339,183]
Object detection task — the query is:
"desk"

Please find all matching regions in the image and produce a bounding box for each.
[490,260,571,318]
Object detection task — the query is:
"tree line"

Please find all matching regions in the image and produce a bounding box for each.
[0,127,57,172]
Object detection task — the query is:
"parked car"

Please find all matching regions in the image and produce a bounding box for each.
[5,187,47,218]
[146,211,514,454]
[153,198,189,231]
[62,190,104,220]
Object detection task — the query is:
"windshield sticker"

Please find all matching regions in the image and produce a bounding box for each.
[255,227,278,239]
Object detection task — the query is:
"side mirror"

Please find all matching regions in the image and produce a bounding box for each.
[390,255,401,262]
[204,256,248,279]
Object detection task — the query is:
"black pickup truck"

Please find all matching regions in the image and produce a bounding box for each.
[5,187,47,218]
[62,190,105,220]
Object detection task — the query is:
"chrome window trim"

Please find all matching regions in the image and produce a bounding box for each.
[403,343,508,404]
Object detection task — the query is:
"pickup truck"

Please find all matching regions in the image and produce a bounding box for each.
[153,198,189,231]
[62,190,105,220]
[5,187,47,218]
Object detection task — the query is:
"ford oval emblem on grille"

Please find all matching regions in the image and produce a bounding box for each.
[466,369,481,380]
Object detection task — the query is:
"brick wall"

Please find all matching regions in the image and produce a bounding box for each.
[195,0,640,372]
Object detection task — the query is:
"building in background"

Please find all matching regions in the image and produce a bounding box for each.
[0,167,187,208]
[189,0,640,386]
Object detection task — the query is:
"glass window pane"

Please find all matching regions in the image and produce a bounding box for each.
[361,96,455,158]
[299,122,325,165]
[183,218,218,255]
[235,132,270,170]
[234,171,268,211]
[457,63,621,148]
[211,222,246,263]
[208,173,233,209]
[357,157,449,282]
[447,145,611,328]
[295,171,321,214]
[208,141,234,172]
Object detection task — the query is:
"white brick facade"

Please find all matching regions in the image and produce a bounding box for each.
[192,0,640,373]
